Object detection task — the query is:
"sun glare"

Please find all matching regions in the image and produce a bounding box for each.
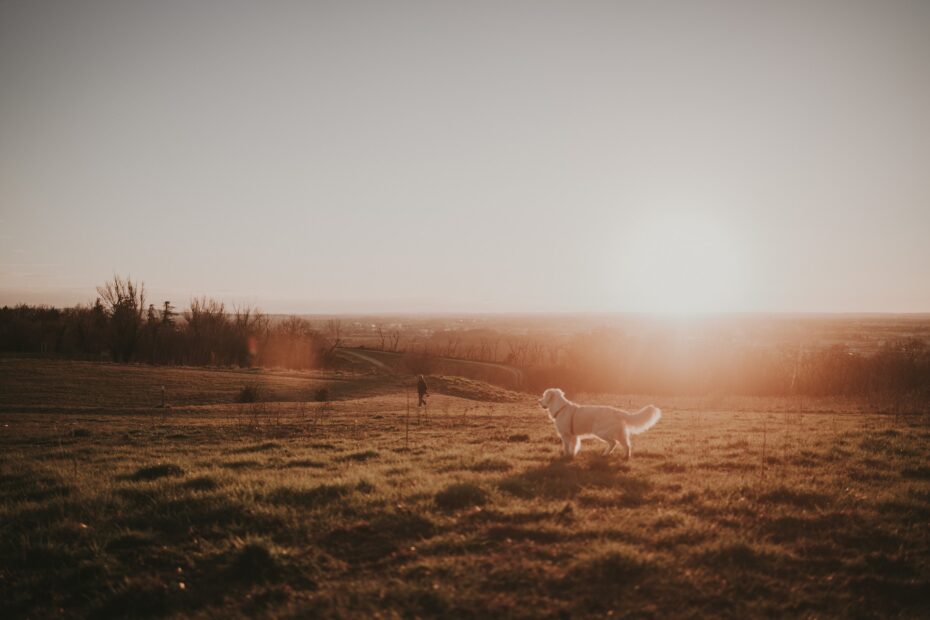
[618,212,744,314]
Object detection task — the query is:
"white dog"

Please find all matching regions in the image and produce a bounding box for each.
[538,388,661,460]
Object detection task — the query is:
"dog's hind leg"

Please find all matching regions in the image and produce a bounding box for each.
[605,440,620,456]
[622,432,632,460]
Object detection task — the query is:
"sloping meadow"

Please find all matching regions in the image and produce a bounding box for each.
[1,390,929,617]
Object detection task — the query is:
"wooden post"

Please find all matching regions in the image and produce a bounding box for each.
[405,385,410,450]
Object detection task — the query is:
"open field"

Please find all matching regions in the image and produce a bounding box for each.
[2,359,929,618]
[0,358,522,411]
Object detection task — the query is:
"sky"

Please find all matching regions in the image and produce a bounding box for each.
[1,0,929,314]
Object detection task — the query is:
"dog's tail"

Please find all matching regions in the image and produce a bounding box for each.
[625,405,662,434]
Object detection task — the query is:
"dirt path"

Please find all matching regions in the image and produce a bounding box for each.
[334,348,394,372]
[334,347,524,386]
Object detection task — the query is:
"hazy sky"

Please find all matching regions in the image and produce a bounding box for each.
[1,1,929,313]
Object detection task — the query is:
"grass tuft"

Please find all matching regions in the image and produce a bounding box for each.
[129,463,184,481]
[284,458,326,468]
[95,575,170,618]
[468,458,512,472]
[574,547,653,583]
[222,459,262,470]
[697,540,774,569]
[231,441,281,454]
[181,475,220,491]
[267,483,352,507]
[757,486,829,509]
[901,466,930,480]
[435,482,487,511]
[106,530,156,552]
[229,541,281,583]
[356,480,376,494]
[339,450,379,462]
[322,512,435,563]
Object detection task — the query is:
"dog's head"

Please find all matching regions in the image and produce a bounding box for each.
[538,388,566,412]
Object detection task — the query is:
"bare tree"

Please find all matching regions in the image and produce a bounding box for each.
[443,336,460,357]
[145,303,159,364]
[546,342,561,366]
[315,319,343,366]
[528,339,546,367]
[161,301,176,326]
[233,305,266,366]
[96,275,146,362]
[280,315,312,339]
[505,338,530,367]
[184,297,227,365]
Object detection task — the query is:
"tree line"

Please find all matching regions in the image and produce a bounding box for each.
[0,276,333,369]
[1,276,928,400]
[394,327,929,400]
[517,328,930,400]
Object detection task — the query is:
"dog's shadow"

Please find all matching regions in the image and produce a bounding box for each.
[497,456,652,501]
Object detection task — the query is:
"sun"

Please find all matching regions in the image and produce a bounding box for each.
[615,212,745,314]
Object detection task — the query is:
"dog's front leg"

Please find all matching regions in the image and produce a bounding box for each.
[570,436,581,457]
[560,435,573,457]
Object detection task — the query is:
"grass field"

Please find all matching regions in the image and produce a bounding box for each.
[1,359,929,618]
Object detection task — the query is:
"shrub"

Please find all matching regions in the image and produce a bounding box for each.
[236,383,265,403]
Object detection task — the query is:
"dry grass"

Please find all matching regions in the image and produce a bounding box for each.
[1,359,929,618]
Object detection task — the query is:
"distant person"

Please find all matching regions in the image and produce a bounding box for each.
[416,374,429,407]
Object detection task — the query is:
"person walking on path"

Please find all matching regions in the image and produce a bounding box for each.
[416,374,429,407]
